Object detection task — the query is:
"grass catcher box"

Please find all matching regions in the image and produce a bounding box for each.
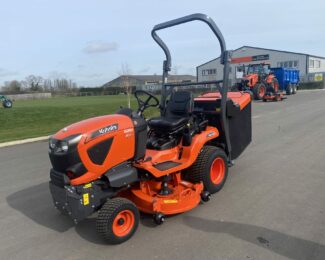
[194,92,252,159]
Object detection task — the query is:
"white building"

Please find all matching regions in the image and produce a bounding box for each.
[197,46,325,85]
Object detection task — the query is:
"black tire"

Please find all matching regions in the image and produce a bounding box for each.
[253,83,266,100]
[153,212,165,225]
[286,84,293,95]
[96,198,139,244]
[292,84,297,94]
[182,146,228,194]
[3,100,12,108]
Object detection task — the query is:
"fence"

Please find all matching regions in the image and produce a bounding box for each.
[6,92,52,100]
[299,80,325,90]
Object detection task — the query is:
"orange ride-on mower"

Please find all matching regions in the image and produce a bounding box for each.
[236,63,279,100]
[262,89,286,102]
[262,76,286,102]
[48,13,252,244]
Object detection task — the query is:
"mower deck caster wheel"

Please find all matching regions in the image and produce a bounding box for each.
[201,191,211,202]
[153,212,165,225]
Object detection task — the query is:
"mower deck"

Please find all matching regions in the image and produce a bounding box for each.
[263,92,286,102]
[123,174,203,215]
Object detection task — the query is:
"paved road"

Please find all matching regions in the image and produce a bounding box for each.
[1,90,325,260]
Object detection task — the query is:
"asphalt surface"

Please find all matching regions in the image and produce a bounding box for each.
[1,90,325,260]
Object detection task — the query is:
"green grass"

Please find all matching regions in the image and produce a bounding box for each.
[0,95,159,143]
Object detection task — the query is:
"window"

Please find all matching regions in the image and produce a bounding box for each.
[236,66,245,72]
[236,66,245,79]
[315,60,321,68]
[277,60,298,68]
[309,60,314,68]
[202,69,217,76]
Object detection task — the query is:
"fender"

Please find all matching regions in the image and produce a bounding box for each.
[134,126,219,178]
[105,162,139,188]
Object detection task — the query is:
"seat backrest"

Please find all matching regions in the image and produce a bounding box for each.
[164,91,193,117]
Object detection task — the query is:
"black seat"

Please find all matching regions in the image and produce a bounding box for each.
[148,91,193,132]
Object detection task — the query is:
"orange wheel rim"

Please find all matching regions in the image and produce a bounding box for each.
[112,210,135,237]
[210,158,225,185]
[259,86,265,97]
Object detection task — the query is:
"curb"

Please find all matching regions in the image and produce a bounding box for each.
[298,88,325,92]
[0,136,49,148]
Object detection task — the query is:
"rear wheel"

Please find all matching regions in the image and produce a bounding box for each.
[292,84,297,94]
[253,83,266,100]
[3,100,12,108]
[286,84,293,95]
[96,198,139,244]
[182,146,228,194]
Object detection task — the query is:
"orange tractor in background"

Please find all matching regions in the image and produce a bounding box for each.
[235,63,280,100]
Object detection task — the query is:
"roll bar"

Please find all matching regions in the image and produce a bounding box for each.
[151,13,233,160]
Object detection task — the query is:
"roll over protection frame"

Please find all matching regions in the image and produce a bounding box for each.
[151,13,233,160]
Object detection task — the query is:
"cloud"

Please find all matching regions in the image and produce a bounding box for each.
[0,68,19,77]
[83,41,118,54]
[138,67,151,74]
[47,70,68,79]
[77,64,85,69]
[86,73,103,78]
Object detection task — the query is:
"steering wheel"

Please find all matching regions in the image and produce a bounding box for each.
[134,90,159,115]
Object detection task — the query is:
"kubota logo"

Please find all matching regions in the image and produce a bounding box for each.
[91,124,119,138]
[98,124,118,134]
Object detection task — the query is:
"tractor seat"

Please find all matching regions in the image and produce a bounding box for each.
[148,91,193,133]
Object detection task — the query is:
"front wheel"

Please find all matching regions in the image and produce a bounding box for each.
[182,146,228,194]
[292,84,297,94]
[96,198,139,244]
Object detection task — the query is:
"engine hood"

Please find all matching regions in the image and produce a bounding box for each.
[53,114,134,141]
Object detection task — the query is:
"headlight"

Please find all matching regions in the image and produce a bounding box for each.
[49,138,56,150]
[49,139,68,153]
[49,134,82,154]
[58,140,69,153]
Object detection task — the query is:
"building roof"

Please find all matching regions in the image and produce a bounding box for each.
[196,45,325,68]
[120,74,195,82]
[103,74,196,88]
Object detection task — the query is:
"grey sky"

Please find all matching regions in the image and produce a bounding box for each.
[0,0,324,86]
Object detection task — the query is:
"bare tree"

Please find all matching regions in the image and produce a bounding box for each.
[25,75,43,91]
[171,65,179,75]
[41,78,77,93]
[43,79,53,92]
[119,63,132,108]
[3,80,22,93]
